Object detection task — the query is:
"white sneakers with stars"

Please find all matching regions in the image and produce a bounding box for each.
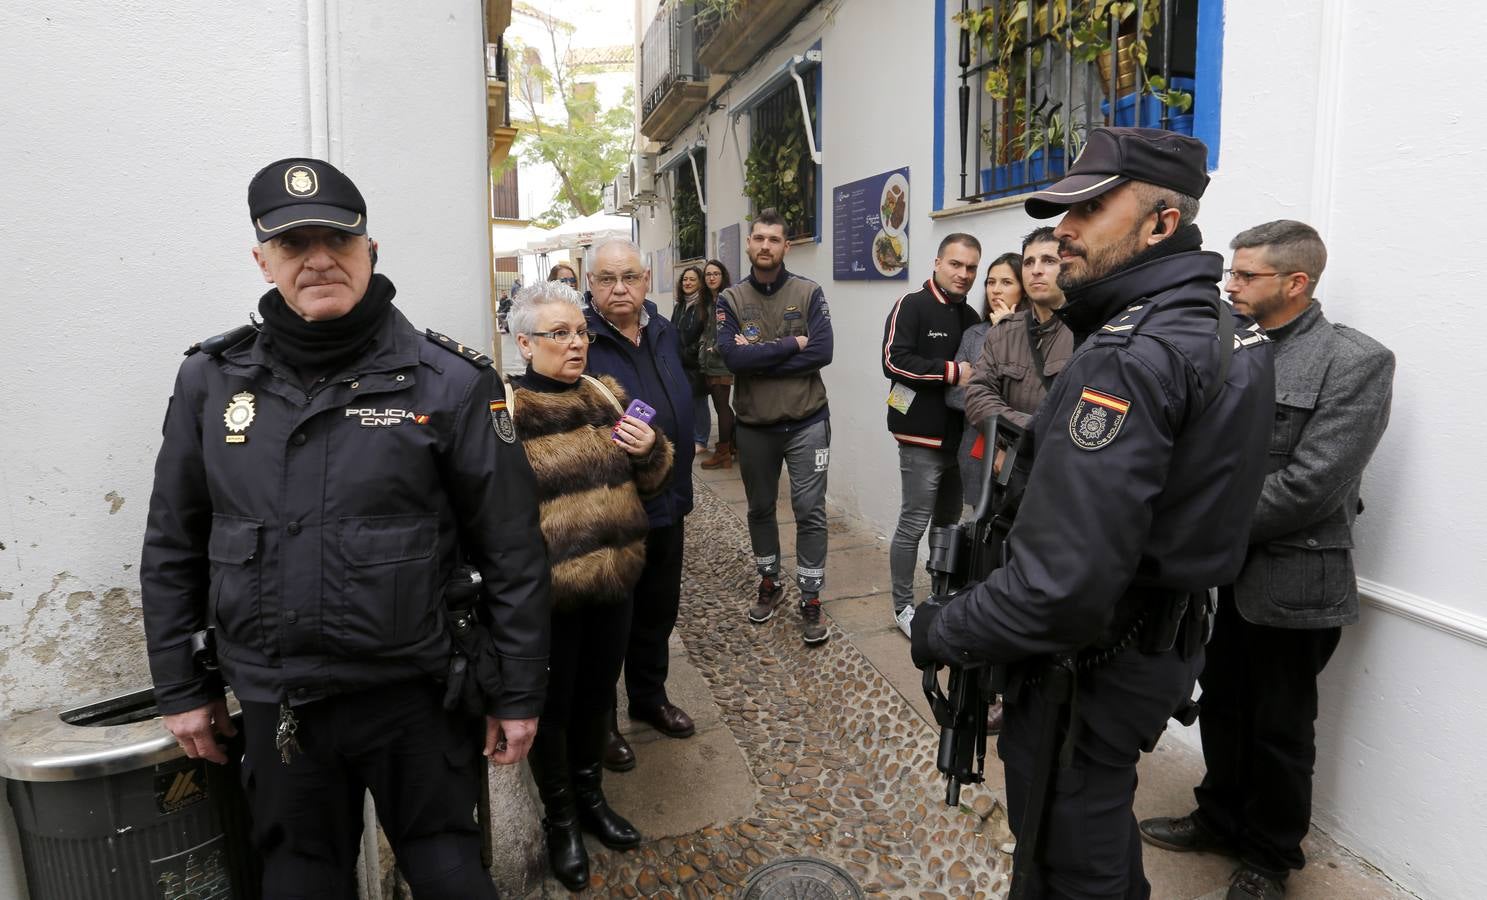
[894,604,915,639]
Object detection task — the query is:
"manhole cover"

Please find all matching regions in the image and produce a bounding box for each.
[741,856,864,899]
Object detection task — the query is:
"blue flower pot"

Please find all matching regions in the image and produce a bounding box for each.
[979,148,1066,199]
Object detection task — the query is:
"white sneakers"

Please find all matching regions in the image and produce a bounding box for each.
[894,604,915,639]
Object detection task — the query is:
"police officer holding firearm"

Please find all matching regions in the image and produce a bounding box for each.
[911,128,1277,898]
[140,157,550,899]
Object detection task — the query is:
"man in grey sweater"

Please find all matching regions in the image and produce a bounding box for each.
[1139,220,1396,900]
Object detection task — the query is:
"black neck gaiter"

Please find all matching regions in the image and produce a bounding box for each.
[257,273,396,372]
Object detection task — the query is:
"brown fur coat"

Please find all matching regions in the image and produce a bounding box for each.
[510,374,673,611]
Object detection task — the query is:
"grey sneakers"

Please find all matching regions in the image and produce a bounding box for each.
[800,596,827,645]
[748,577,785,623]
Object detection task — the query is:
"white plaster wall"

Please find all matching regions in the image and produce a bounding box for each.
[0,2,491,894]
[634,0,1485,896]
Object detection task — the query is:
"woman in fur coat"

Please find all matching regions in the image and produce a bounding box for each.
[507,281,674,892]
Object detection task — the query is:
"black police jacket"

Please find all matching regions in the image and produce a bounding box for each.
[140,305,551,718]
[926,237,1276,665]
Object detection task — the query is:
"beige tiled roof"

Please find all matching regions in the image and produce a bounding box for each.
[566,44,635,68]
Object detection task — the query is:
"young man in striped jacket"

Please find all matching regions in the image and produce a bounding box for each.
[880,233,984,638]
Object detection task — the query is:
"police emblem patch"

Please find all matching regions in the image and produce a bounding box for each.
[489,400,516,444]
[285,166,318,197]
[742,323,762,343]
[1068,386,1130,451]
[223,392,256,443]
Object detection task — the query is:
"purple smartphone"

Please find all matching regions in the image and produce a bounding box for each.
[614,398,656,440]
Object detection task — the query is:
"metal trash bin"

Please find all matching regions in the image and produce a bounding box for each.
[0,687,261,900]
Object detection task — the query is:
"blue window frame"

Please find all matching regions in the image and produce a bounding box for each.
[934,0,1223,212]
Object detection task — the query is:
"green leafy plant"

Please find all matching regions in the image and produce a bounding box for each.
[743,97,814,238]
[508,26,633,220]
[672,163,706,261]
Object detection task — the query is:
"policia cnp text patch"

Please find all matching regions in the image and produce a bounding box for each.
[1069,386,1131,450]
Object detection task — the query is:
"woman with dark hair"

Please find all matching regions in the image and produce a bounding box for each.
[507,281,673,891]
[947,251,1025,507]
[671,265,712,452]
[697,259,736,468]
[548,262,579,287]
[983,251,1025,326]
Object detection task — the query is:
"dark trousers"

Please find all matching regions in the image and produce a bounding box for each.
[623,523,685,710]
[543,594,633,728]
[238,682,496,900]
[1193,592,1342,877]
[1001,646,1202,899]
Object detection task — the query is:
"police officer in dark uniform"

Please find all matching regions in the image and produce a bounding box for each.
[140,157,550,899]
[912,129,1277,898]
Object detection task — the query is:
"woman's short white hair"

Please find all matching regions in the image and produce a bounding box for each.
[509,280,584,337]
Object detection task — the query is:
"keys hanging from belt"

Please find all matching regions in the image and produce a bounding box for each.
[275,701,302,764]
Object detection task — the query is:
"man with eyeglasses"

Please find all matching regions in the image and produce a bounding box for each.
[139,157,550,898]
[1140,220,1395,900]
[911,128,1277,898]
[579,239,699,771]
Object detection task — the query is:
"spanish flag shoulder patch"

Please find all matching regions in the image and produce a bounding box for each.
[1069,386,1131,450]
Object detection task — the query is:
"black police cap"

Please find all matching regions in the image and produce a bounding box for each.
[1025,127,1210,219]
[248,157,367,242]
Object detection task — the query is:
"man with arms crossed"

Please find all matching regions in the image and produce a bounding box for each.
[718,208,835,646]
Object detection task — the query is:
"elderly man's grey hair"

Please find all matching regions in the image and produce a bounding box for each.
[584,238,647,274]
[509,280,584,338]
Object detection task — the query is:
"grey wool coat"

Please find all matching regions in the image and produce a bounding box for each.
[1232,301,1395,629]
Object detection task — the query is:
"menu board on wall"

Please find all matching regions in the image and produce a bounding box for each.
[716,224,741,287]
[832,167,909,281]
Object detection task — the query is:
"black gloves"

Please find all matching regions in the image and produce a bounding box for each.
[910,595,947,670]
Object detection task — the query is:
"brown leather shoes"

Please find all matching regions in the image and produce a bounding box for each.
[603,726,635,772]
[630,702,695,738]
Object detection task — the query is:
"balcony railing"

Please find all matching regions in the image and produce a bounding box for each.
[640,1,710,142]
[956,0,1199,203]
[696,0,820,73]
[486,38,511,128]
[486,37,518,167]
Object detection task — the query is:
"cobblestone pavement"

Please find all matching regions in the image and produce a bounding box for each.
[567,483,1012,899]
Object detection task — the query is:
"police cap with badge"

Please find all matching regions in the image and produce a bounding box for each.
[1024,126,1211,219]
[248,157,368,242]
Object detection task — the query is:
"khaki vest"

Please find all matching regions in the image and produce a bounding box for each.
[721,276,828,425]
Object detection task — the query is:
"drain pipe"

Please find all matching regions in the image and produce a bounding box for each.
[306,0,342,162]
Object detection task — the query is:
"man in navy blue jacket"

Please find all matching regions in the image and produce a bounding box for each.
[581,239,697,771]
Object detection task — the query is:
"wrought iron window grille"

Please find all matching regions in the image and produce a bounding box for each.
[955,0,1199,205]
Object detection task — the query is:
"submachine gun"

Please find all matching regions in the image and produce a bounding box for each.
[920,415,1031,806]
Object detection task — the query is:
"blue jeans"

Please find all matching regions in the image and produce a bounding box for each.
[692,386,711,447]
[889,443,962,612]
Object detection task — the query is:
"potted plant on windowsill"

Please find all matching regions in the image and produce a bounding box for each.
[980,97,1082,198]
[1070,1,1193,126]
